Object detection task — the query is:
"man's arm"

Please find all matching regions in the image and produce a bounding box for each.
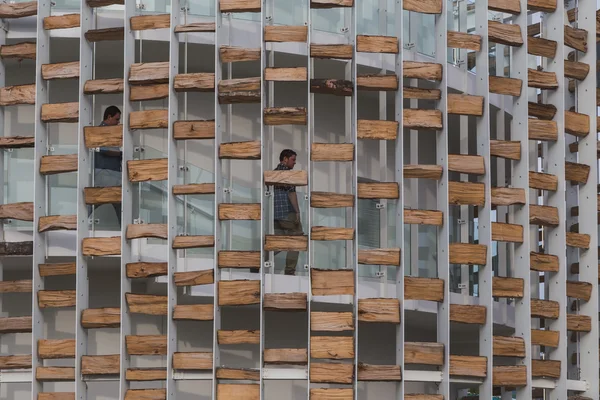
[288,191,300,222]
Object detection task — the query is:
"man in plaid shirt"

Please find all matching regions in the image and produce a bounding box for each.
[273,149,302,275]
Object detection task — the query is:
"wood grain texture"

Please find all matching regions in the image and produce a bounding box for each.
[404,209,443,226]
[85,27,124,42]
[126,293,167,315]
[404,164,443,180]
[309,389,353,400]
[175,73,216,92]
[84,125,122,148]
[82,236,121,256]
[174,22,216,33]
[218,251,261,268]
[529,204,559,227]
[311,312,354,331]
[0,84,35,106]
[447,94,484,116]
[311,269,354,295]
[41,102,79,122]
[403,109,443,130]
[0,279,32,293]
[447,30,481,50]
[173,352,212,370]
[263,293,307,311]
[126,335,167,355]
[310,191,354,208]
[567,232,590,250]
[0,1,36,18]
[356,119,398,139]
[566,281,592,301]
[126,368,166,381]
[565,60,590,81]
[403,86,441,100]
[356,35,399,53]
[310,0,353,8]
[491,187,525,206]
[264,25,307,42]
[493,365,527,387]
[565,25,587,52]
[357,363,402,381]
[0,136,34,148]
[38,215,76,232]
[124,390,166,400]
[0,316,32,333]
[43,13,80,30]
[81,307,120,328]
[0,355,31,369]
[84,186,121,205]
[448,154,485,175]
[310,336,354,359]
[532,359,560,379]
[173,183,215,195]
[489,0,520,14]
[0,42,36,60]
[530,252,559,272]
[174,270,214,286]
[529,171,558,191]
[0,202,33,221]
[37,339,75,359]
[126,262,167,278]
[403,61,443,80]
[216,384,259,400]
[265,67,307,81]
[175,235,214,251]
[489,21,523,46]
[311,226,354,241]
[82,355,120,375]
[40,154,77,175]
[38,290,76,308]
[310,363,353,384]
[493,277,524,298]
[41,61,80,80]
[126,223,168,240]
[490,140,521,160]
[404,342,444,365]
[38,393,76,400]
[357,298,400,323]
[219,0,261,12]
[528,36,557,58]
[311,143,354,161]
[449,243,487,265]
[565,110,590,137]
[216,368,260,381]
[264,235,307,251]
[448,181,485,206]
[493,336,525,357]
[130,14,170,30]
[405,277,444,302]
[492,222,523,243]
[173,304,214,321]
[130,84,168,101]
[173,120,215,139]
[264,169,308,186]
[567,314,592,332]
[84,78,124,94]
[217,330,260,344]
[358,248,401,265]
[489,76,522,96]
[310,44,353,59]
[528,119,557,141]
[357,182,399,199]
[36,367,75,381]
[449,304,486,324]
[449,355,487,378]
[531,329,559,347]
[531,299,559,319]
[357,74,399,91]
[218,280,260,306]
[403,0,442,14]
[565,161,590,184]
[129,109,168,129]
[127,159,168,182]
[264,348,307,364]
[264,107,307,125]
[527,0,557,12]
[219,141,261,159]
[40,262,74,277]
[528,68,558,89]
[220,46,261,62]
[529,101,557,120]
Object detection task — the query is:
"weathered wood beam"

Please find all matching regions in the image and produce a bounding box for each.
[125,335,167,355]
[565,25,587,53]
[173,120,215,140]
[493,277,524,298]
[404,277,444,301]
[404,164,443,179]
[403,0,442,14]
[264,25,307,42]
[310,363,353,384]
[218,280,260,306]
[264,107,307,125]
[0,136,34,148]
[218,203,261,220]
[219,0,261,12]
[530,204,559,227]
[491,187,525,206]
[356,35,399,53]
[493,366,527,387]
[82,236,121,256]
[216,368,259,381]
[357,119,398,139]
[87,0,124,7]
[126,262,167,278]
[529,119,558,141]
[310,143,353,161]
[0,316,31,333]
[311,311,354,331]
[528,68,558,90]
[173,183,215,195]
[489,76,522,96]
[529,101,557,120]
[174,270,214,286]
[310,79,353,96]
[43,14,80,30]
[40,154,78,175]
[310,44,353,59]
[357,182,399,199]
[41,102,79,122]
[489,21,523,46]
[565,110,590,137]
[564,60,590,81]
[311,336,354,359]
[449,355,487,378]
[38,290,76,308]
[172,235,215,249]
[264,348,307,364]
[82,355,120,375]
[263,293,307,311]
[449,243,487,265]
[450,304,486,324]
[0,202,33,221]
[220,46,261,62]
[219,141,261,160]
[357,74,398,91]
[310,0,353,8]
[531,252,559,272]
[449,181,485,206]
[447,94,484,116]
[566,232,590,249]
[129,62,169,85]
[357,248,400,265]
[357,363,402,381]
[567,314,591,332]
[174,23,216,33]
[130,84,168,101]
[492,222,523,243]
[126,293,167,315]
[310,389,353,400]
[175,73,216,92]
[0,355,32,369]
[311,269,354,295]
[124,389,166,400]
[403,86,441,100]
[126,368,166,381]
[531,329,559,347]
[173,352,213,370]
[357,298,400,323]
[0,1,37,18]
[403,109,443,130]
[566,281,592,301]
[404,209,443,226]
[0,279,32,293]
[84,78,124,94]
[84,125,122,148]
[38,215,77,232]
[490,140,521,160]
[0,84,35,106]
[264,235,308,251]
[403,61,442,81]
[217,330,260,344]
[127,158,168,182]
[447,30,482,50]
[531,298,559,319]
[448,154,485,175]
[0,42,36,60]
[565,161,590,184]
[265,67,307,82]
[39,262,76,277]
[529,171,558,191]
[528,37,557,58]
[130,14,170,31]
[37,339,75,359]
[404,342,444,365]
[310,192,354,208]
[85,27,124,42]
[532,359,561,379]
[489,0,520,14]
[527,0,556,12]
[36,367,75,381]
[42,61,80,80]
[81,307,120,328]
[125,223,167,240]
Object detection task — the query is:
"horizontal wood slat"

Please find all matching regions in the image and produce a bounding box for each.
[311,269,354,295]
[81,307,120,328]
[81,236,121,256]
[405,277,444,302]
[37,339,75,359]
[449,304,486,325]
[172,236,212,251]
[264,348,308,364]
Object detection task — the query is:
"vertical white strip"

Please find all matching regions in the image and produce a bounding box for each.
[377,0,388,295]
[306,0,313,396]
[76,0,94,399]
[350,1,358,398]
[512,1,532,397]
[543,3,567,398]
[574,1,599,396]
[435,2,449,398]
[120,1,136,398]
[31,1,51,398]
[258,1,265,396]
[167,4,180,400]
[475,2,492,397]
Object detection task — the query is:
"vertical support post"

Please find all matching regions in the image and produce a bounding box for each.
[76,0,95,399]
[377,0,388,295]
[306,0,313,395]
[511,1,532,397]
[167,3,180,400]
[574,1,599,396]
[120,1,136,398]
[350,1,358,398]
[31,0,51,398]
[434,2,450,398]
[543,3,567,398]
[474,1,492,397]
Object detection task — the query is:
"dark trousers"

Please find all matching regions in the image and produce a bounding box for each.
[274,212,303,275]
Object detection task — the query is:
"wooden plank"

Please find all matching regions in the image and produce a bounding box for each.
[565,25,587,53]
[529,171,558,191]
[447,30,481,50]
[126,223,168,240]
[217,330,260,344]
[529,101,557,120]
[218,251,261,268]
[528,119,558,141]
[489,21,524,46]
[216,384,259,400]
[0,136,34,148]
[565,161,590,184]
[404,342,444,365]
[404,395,444,400]
[264,25,307,42]
[126,368,167,381]
[38,215,77,232]
[36,367,75,381]
[311,226,354,241]
[172,235,215,249]
[174,270,214,286]
[489,76,522,96]
[357,298,400,323]
[357,363,402,381]
[0,316,31,333]
[175,73,216,92]
[84,186,122,205]
[38,339,75,359]
[127,159,168,182]
[567,314,592,332]
[266,235,308,252]
[311,269,354,295]
[310,336,354,359]
[447,94,484,116]
[528,37,557,58]
[310,44,353,60]
[173,304,214,321]
[404,277,444,302]
[356,35,398,53]
[490,140,521,160]
[492,222,523,243]
[173,183,215,195]
[528,68,558,90]
[311,143,354,161]
[40,154,78,175]
[0,279,31,293]
[81,307,120,328]
[38,290,76,308]
[126,262,167,278]
[449,304,486,325]
[39,262,76,277]
[357,248,401,265]
[82,355,120,375]
[531,252,559,272]
[84,125,122,148]
[565,110,590,137]
[263,293,307,311]
[0,84,35,106]
[126,293,167,315]
[0,202,33,221]
[449,243,487,265]
[41,102,79,123]
[403,0,442,14]
[310,191,354,208]
[310,0,353,8]
[565,60,590,81]
[403,86,441,100]
[0,42,36,60]
[129,109,168,130]
[529,204,559,227]
[128,62,169,84]
[448,154,485,175]
[264,107,307,125]
[531,299,559,319]
[489,0,520,14]
[220,46,261,62]
[493,336,525,357]
[82,236,121,256]
[357,119,398,139]
[531,329,559,347]
[85,27,124,42]
[130,84,169,101]
[265,67,307,81]
[404,164,443,179]
[403,109,443,130]
[130,14,170,30]
[310,363,353,384]
[357,182,399,199]
[219,0,261,12]
[449,355,487,378]
[38,393,76,400]
[0,241,33,256]
[404,209,443,226]
[173,352,212,370]
[86,0,124,7]
[0,355,31,369]
[219,141,261,160]
[174,23,216,33]
[264,170,307,186]
[216,368,260,381]
[42,61,80,80]
[43,13,80,30]
[403,61,442,80]
[567,281,592,301]
[0,1,37,18]
[309,389,353,400]
[491,187,526,206]
[264,348,307,364]
[173,120,215,140]
[493,365,527,387]
[311,312,354,331]
[84,78,124,94]
[493,277,524,298]
[126,335,167,355]
[527,0,557,12]
[532,359,561,379]
[124,389,166,400]
[218,280,260,306]
[448,181,485,206]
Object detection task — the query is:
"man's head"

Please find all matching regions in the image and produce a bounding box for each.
[279,149,297,169]
[103,106,121,126]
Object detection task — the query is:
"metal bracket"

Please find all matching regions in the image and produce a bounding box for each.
[47,146,55,153]
[375,203,385,209]
[265,15,272,21]
[133,218,145,224]
[304,264,309,270]
[404,42,415,50]
[304,194,309,201]
[87,218,99,224]
[264,190,273,197]
[223,188,232,194]
[375,271,385,277]
[5,148,12,152]
[134,146,145,152]
[458,283,468,290]
[340,27,349,33]
[178,165,189,172]
[136,2,146,10]
[264,261,273,269]
[457,219,467,225]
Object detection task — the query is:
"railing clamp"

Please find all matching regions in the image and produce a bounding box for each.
[376,203,386,209]
[264,190,273,197]
[133,218,145,224]
[264,261,273,269]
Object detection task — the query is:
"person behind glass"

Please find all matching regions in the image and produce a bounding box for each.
[89,106,122,225]
[273,149,302,275]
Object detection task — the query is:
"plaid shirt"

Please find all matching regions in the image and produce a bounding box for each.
[273,163,296,220]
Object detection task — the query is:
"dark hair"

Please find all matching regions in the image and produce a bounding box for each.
[103,106,121,121]
[279,149,297,162]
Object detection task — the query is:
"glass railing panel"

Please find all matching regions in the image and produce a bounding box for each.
[4,147,34,230]
[188,0,214,17]
[46,144,78,216]
[415,13,435,57]
[312,8,344,34]
[274,0,306,27]
[137,0,172,14]
[51,0,79,10]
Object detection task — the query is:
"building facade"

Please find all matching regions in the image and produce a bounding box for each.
[0,0,597,399]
